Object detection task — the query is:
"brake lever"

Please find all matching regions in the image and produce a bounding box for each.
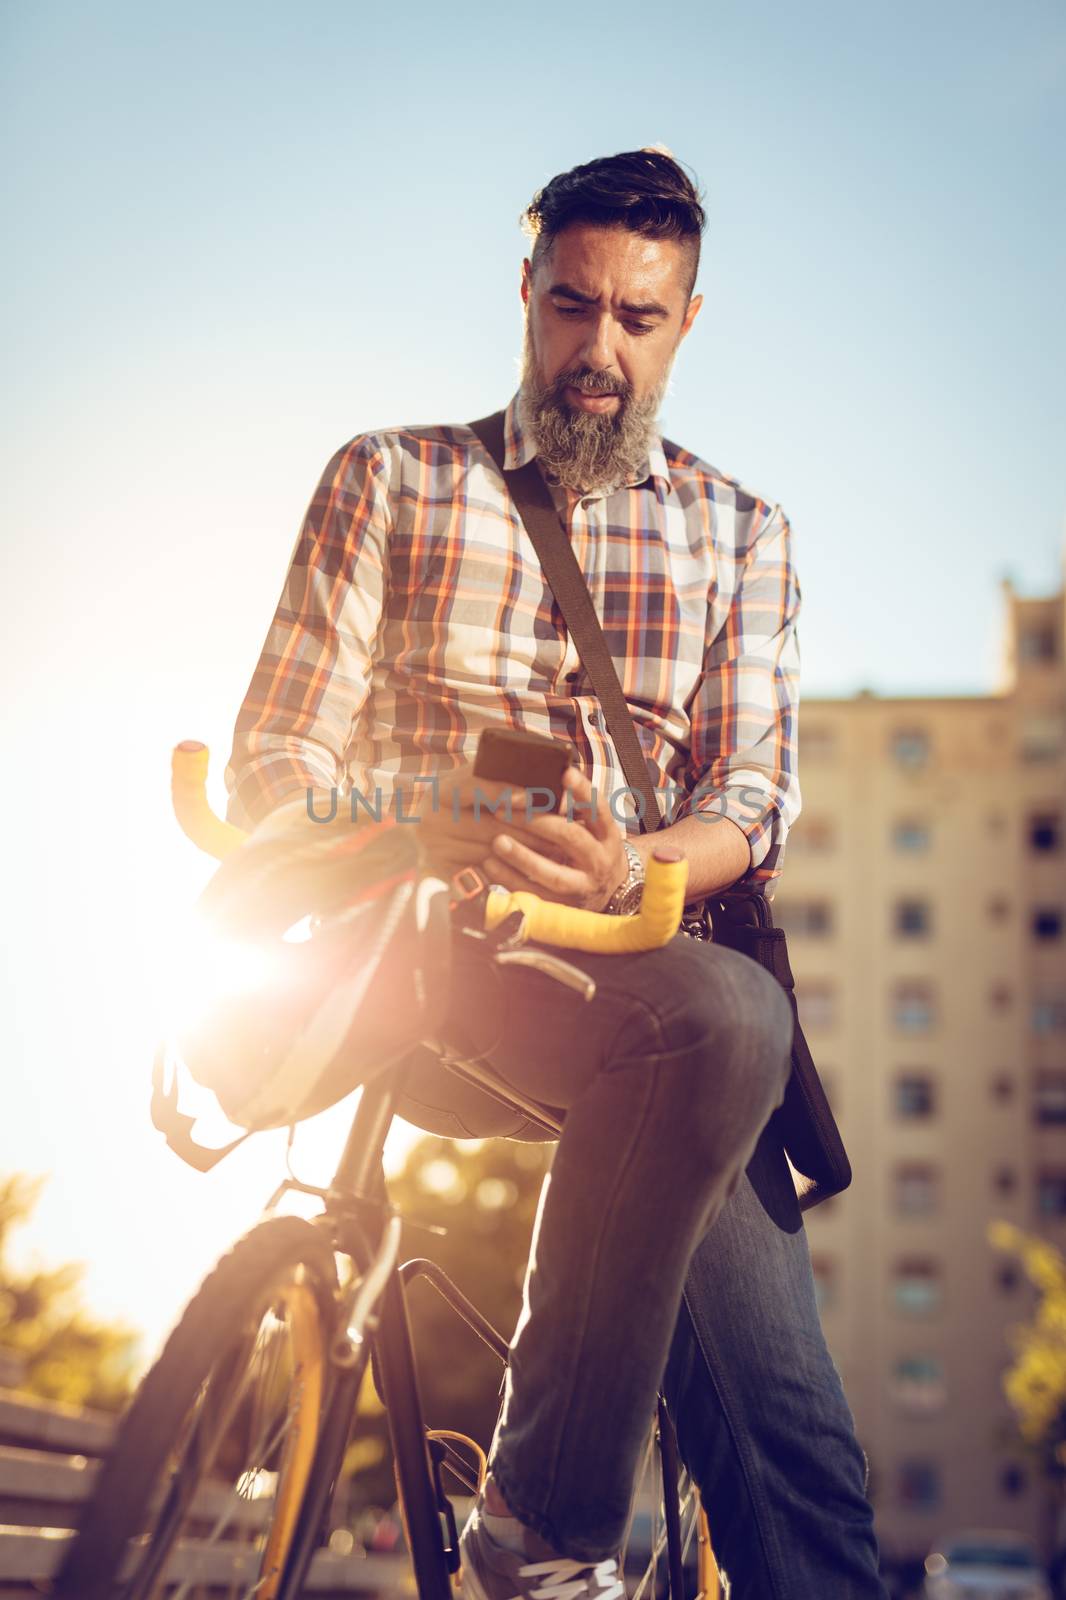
[492,947,597,1000]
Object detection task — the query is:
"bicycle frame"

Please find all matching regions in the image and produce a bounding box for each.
[163,740,717,1599]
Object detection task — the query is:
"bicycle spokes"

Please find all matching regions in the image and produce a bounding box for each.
[620,1411,725,1600]
[118,1283,323,1600]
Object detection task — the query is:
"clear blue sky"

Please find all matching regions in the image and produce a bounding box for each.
[1,1,1064,1353]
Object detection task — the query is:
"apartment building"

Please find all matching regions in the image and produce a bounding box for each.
[774,575,1066,1560]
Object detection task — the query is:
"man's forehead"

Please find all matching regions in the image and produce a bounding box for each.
[535,224,691,306]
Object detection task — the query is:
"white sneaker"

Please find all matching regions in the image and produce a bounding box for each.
[459,1499,626,1600]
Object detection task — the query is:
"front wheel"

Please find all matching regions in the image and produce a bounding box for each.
[52,1214,338,1600]
[621,1402,723,1600]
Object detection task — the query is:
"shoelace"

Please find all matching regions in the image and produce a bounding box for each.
[515,1556,625,1600]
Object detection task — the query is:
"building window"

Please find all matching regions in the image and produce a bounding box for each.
[1033,992,1066,1035]
[1021,715,1063,763]
[1000,1463,1027,1498]
[811,1255,836,1313]
[893,1259,942,1315]
[897,1459,942,1511]
[1033,908,1063,941]
[1037,1171,1066,1217]
[1034,1072,1066,1127]
[776,899,834,938]
[892,1355,946,1412]
[789,817,835,854]
[989,983,1014,1013]
[892,982,936,1033]
[892,729,930,769]
[991,1074,1016,1104]
[1019,626,1058,663]
[893,819,931,853]
[895,899,932,939]
[894,1163,939,1216]
[993,1168,1019,1198]
[1030,812,1062,853]
[895,1073,936,1119]
[799,982,836,1032]
[996,1262,1021,1294]
[987,896,1011,924]
[802,726,836,762]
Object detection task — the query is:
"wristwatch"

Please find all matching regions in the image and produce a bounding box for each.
[605,840,646,916]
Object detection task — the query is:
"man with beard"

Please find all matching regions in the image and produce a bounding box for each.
[225,150,888,1599]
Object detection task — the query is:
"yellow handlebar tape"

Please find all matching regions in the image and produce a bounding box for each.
[172,741,690,955]
[484,848,689,953]
[171,741,248,861]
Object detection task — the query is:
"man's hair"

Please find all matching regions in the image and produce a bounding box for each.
[522,148,705,297]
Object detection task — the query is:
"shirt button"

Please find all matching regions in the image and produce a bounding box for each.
[588,710,600,728]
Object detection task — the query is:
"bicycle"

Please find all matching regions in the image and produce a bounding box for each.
[52,741,726,1600]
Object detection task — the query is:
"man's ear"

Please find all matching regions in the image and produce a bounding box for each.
[521,257,532,307]
[679,293,703,343]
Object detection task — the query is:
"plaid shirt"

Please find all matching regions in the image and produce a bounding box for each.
[225,393,801,890]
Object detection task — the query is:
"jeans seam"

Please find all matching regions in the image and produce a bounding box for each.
[600,945,787,1078]
[680,1280,794,1600]
[599,985,671,1067]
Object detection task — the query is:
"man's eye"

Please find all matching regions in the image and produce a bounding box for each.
[555,305,585,317]
[626,322,655,337]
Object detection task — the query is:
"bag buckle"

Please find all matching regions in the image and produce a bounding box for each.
[449,865,489,915]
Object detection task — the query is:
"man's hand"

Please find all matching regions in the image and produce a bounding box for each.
[480,767,627,911]
[411,761,572,876]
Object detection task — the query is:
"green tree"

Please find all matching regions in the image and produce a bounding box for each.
[989,1221,1066,1482]
[989,1220,1066,1561]
[0,1173,139,1410]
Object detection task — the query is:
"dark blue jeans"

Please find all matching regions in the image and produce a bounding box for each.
[439,929,887,1599]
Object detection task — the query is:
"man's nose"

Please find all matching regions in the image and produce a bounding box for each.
[579,313,617,375]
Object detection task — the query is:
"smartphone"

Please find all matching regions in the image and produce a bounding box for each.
[473,727,576,812]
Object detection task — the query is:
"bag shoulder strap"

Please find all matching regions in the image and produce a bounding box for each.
[469,417,850,1209]
[469,411,662,834]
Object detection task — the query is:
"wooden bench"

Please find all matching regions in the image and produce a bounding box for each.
[0,1376,411,1596]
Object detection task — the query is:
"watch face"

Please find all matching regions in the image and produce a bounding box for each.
[616,880,645,917]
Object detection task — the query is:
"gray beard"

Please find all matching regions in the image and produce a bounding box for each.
[518,326,669,494]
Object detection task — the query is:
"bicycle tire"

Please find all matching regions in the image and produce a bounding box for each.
[52,1214,338,1600]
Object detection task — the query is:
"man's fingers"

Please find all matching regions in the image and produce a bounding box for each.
[420,760,620,908]
[561,766,612,840]
[482,853,558,898]
[502,810,602,865]
[482,854,546,896]
[486,836,587,898]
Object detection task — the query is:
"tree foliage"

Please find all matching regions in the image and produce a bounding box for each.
[0,1173,138,1411]
[989,1220,1066,1482]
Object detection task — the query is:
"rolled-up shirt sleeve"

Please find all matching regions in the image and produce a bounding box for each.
[224,437,392,830]
[675,502,801,892]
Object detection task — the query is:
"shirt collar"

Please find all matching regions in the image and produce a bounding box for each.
[505,390,671,494]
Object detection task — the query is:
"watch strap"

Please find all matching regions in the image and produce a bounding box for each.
[605,840,645,916]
